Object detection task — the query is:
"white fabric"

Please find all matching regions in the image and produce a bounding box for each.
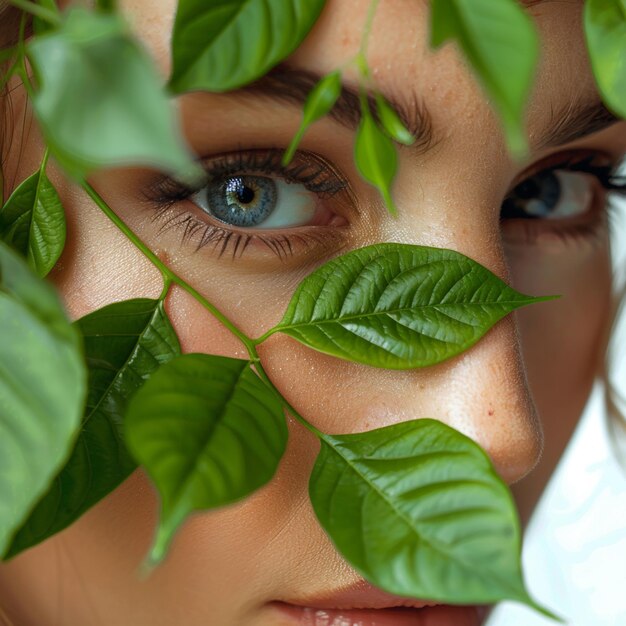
[486,382,626,626]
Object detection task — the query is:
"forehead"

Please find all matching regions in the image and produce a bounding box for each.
[292,0,594,145]
[122,0,589,80]
[122,0,597,158]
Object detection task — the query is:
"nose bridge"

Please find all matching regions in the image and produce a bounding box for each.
[418,315,543,485]
[396,218,542,484]
[261,206,544,486]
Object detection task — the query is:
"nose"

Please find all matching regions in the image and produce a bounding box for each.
[260,225,544,488]
[354,196,545,486]
[408,314,543,485]
[264,269,543,488]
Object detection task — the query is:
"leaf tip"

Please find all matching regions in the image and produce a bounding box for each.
[532,294,561,304]
[138,553,159,580]
[525,596,565,623]
[282,142,298,167]
[142,517,177,572]
[503,121,530,161]
[383,192,399,217]
[172,160,205,188]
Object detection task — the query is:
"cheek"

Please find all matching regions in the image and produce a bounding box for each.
[506,232,612,426]
[165,286,250,359]
[504,228,612,519]
[49,192,163,318]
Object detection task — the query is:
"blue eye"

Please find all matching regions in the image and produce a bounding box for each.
[207,176,277,227]
[145,149,352,260]
[502,169,595,221]
[192,174,318,229]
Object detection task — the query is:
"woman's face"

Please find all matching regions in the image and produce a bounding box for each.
[1,1,624,625]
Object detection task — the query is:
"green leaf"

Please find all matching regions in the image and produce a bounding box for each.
[584,0,626,119]
[0,242,85,557]
[0,53,19,97]
[6,298,180,558]
[355,106,398,215]
[310,419,549,612]
[0,47,17,65]
[267,243,552,369]
[169,0,327,93]
[283,70,342,165]
[125,353,288,564]
[0,162,66,277]
[33,0,61,35]
[96,0,117,12]
[375,93,415,146]
[27,7,200,181]
[430,0,539,156]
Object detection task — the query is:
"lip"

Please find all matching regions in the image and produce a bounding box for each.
[269,602,486,626]
[269,581,487,626]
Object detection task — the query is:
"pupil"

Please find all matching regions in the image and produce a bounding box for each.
[236,185,255,205]
[502,171,562,219]
[208,175,277,227]
[516,179,540,199]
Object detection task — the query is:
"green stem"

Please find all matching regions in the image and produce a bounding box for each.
[0,59,20,104]
[8,0,61,26]
[83,181,324,440]
[341,0,380,81]
[16,12,35,101]
[159,277,172,301]
[359,0,380,58]
[81,181,256,355]
[252,327,277,346]
[252,357,323,439]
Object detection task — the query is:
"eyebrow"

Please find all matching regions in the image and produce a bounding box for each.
[536,99,620,149]
[238,65,620,154]
[238,65,437,155]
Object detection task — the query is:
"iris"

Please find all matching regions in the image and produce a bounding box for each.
[208,176,277,227]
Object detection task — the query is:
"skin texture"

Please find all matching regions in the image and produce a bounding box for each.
[0,0,624,624]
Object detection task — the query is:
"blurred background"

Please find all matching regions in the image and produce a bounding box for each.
[488,174,626,626]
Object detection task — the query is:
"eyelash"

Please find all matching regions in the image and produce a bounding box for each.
[501,154,626,244]
[143,150,348,260]
[527,154,626,194]
[143,150,626,260]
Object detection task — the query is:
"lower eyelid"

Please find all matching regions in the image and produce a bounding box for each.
[150,204,349,264]
[502,217,607,247]
[500,185,611,247]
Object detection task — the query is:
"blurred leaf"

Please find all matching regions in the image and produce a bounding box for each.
[355,106,398,215]
[430,0,539,156]
[27,7,200,180]
[375,93,415,146]
[584,0,626,118]
[96,0,117,12]
[310,418,550,613]
[7,298,180,558]
[0,47,17,65]
[169,0,326,93]
[283,70,342,165]
[0,242,85,557]
[0,162,66,277]
[268,243,552,369]
[125,353,288,564]
[33,0,61,35]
